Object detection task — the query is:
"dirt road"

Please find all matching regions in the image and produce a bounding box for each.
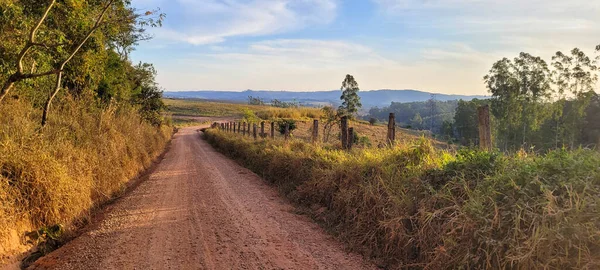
[30,126,374,270]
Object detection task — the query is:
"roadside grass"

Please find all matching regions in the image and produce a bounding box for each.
[0,97,171,259]
[204,128,600,269]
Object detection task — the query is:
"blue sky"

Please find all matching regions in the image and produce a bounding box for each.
[130,0,600,95]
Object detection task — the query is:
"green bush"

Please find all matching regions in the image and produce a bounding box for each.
[277,119,297,135]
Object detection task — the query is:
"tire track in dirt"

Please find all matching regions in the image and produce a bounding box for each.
[30,126,375,270]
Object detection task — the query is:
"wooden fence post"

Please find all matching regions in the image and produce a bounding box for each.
[238,122,242,134]
[341,116,348,149]
[247,122,251,136]
[348,127,354,150]
[233,122,236,133]
[284,122,290,141]
[221,123,224,130]
[271,122,275,139]
[242,122,246,135]
[312,119,319,143]
[387,113,395,144]
[253,124,257,139]
[478,105,492,151]
[261,121,265,138]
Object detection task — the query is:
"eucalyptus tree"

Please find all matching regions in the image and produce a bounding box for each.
[551,47,598,147]
[339,74,362,118]
[484,53,553,150]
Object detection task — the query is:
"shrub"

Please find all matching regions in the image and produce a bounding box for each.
[368,117,377,125]
[277,119,297,135]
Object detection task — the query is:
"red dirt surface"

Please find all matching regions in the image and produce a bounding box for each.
[29,126,375,270]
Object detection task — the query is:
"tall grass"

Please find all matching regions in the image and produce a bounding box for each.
[0,97,171,258]
[204,128,600,269]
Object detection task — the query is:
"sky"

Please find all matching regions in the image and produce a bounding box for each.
[130,0,600,95]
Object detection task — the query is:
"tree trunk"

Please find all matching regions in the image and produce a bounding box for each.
[41,72,63,126]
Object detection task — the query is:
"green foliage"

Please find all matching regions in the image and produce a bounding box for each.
[339,74,362,118]
[205,129,600,269]
[0,0,165,125]
[242,109,261,123]
[368,100,458,133]
[277,119,297,135]
[479,47,600,151]
[368,117,377,125]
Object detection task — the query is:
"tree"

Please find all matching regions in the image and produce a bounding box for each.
[484,53,553,150]
[0,0,164,126]
[453,99,489,146]
[369,117,377,125]
[320,106,341,142]
[551,48,598,147]
[248,96,264,105]
[410,113,423,129]
[339,74,362,118]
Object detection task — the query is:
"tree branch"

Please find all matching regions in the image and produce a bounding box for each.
[20,69,62,79]
[0,0,56,103]
[17,0,57,74]
[42,0,116,126]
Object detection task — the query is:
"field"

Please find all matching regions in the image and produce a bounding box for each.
[164,98,445,149]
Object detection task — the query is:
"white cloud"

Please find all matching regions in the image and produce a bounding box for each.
[135,0,338,45]
[373,0,600,52]
[150,39,491,94]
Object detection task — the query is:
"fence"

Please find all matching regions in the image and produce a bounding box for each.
[212,106,493,151]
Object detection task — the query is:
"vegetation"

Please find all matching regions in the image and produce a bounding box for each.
[0,0,170,260]
[367,100,458,131]
[164,98,322,120]
[276,119,297,135]
[339,74,362,118]
[204,128,600,269]
[270,99,299,108]
[247,95,265,105]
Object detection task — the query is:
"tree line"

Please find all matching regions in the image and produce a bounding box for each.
[451,47,600,151]
[0,0,165,126]
[366,46,600,151]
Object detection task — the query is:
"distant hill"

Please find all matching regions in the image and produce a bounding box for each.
[164,89,488,108]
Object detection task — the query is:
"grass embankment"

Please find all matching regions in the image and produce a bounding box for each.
[204,128,600,269]
[0,98,171,260]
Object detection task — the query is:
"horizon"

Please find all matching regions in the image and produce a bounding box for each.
[163,88,490,97]
[131,0,600,95]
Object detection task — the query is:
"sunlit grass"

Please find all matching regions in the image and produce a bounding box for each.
[204,128,600,269]
[0,98,171,256]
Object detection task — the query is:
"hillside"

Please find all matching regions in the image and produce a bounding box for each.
[164,89,487,108]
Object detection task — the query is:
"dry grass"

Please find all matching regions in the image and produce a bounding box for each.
[204,128,600,269]
[164,98,322,120]
[0,97,171,259]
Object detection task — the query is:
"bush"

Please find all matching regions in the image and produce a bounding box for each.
[368,117,377,125]
[277,119,297,135]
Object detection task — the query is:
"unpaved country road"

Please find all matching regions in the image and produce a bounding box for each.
[31,126,375,270]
